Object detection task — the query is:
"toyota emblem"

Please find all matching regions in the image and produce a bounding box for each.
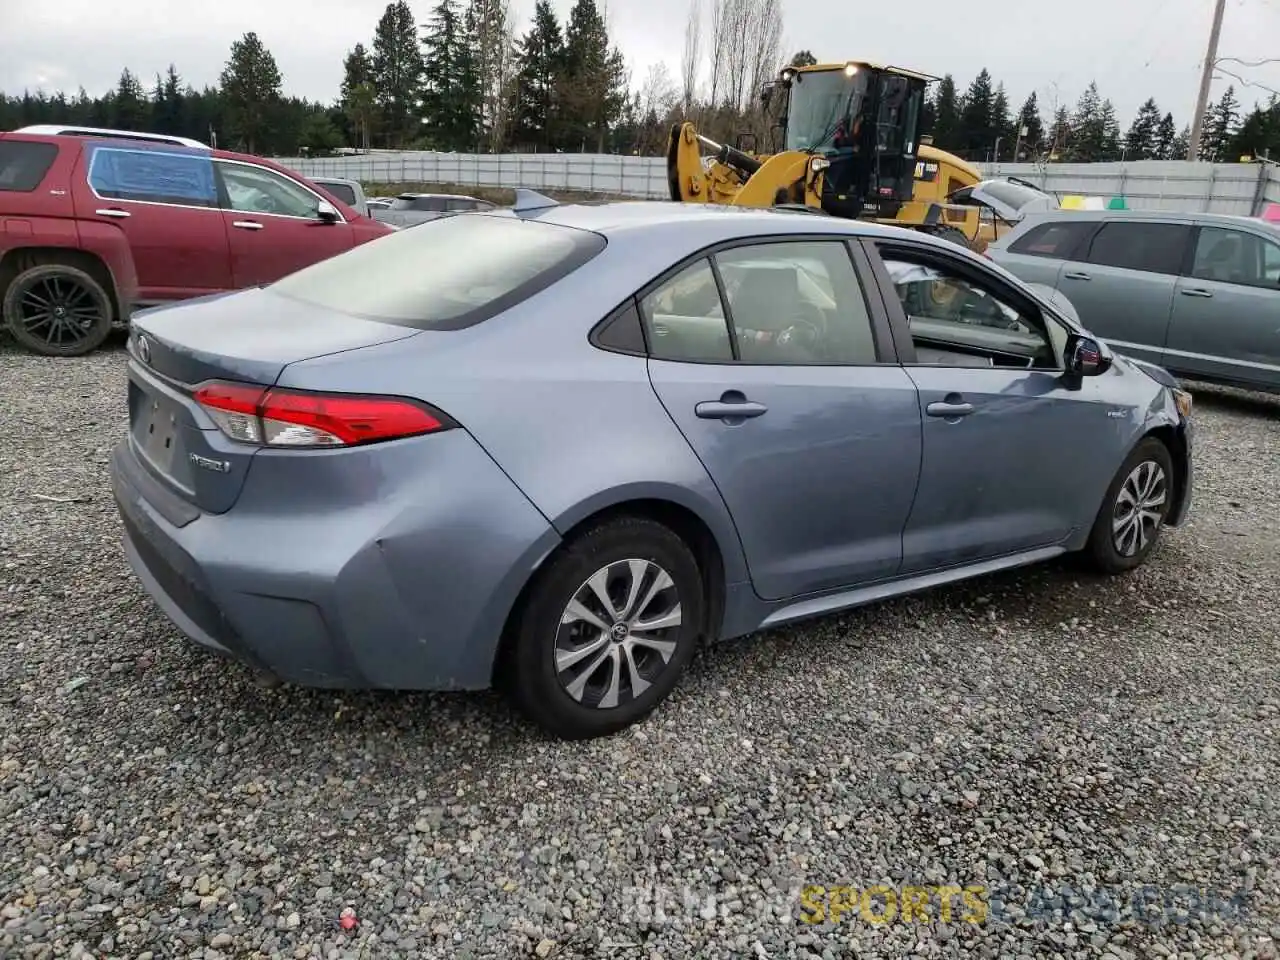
[137,334,152,365]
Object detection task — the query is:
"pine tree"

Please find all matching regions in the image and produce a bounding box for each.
[341,44,377,150]
[1069,81,1105,160]
[789,50,817,67]
[1125,98,1162,159]
[930,75,961,149]
[422,0,474,149]
[1013,92,1043,160]
[112,69,149,131]
[1098,99,1121,161]
[1204,85,1240,161]
[372,0,426,147]
[1154,111,1178,159]
[959,68,995,158]
[465,0,515,151]
[218,32,282,153]
[1048,105,1071,159]
[562,0,627,152]
[152,65,185,137]
[1172,124,1191,160]
[991,83,1012,160]
[1227,95,1280,160]
[511,0,566,150]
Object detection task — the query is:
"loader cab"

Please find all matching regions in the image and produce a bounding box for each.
[777,62,928,220]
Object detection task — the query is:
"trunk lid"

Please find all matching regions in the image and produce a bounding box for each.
[126,286,421,513]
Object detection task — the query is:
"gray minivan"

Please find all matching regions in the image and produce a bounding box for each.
[987,210,1280,394]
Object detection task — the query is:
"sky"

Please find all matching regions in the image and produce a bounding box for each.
[3,0,1280,129]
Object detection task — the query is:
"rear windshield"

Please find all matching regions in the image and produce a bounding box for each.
[269,213,606,330]
[979,180,1054,212]
[0,140,59,192]
[321,182,357,205]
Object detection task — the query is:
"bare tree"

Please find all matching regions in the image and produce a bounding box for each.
[681,0,703,115]
[707,0,728,108]
[744,0,783,111]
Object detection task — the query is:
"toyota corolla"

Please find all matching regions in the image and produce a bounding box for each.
[110,195,1193,739]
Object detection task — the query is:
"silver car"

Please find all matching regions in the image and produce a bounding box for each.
[987,209,1280,393]
[372,192,497,228]
[110,199,1194,740]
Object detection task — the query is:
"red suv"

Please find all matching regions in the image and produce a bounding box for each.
[0,126,393,356]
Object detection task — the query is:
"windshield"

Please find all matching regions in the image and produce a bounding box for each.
[784,69,868,153]
[977,180,1056,212]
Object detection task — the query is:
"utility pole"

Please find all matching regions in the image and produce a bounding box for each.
[1187,0,1227,160]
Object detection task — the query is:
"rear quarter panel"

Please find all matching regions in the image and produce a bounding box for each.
[0,137,138,312]
[275,227,754,589]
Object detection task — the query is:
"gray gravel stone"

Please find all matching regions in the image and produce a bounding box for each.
[2,341,1279,959]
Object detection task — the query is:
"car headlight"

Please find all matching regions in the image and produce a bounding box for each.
[1172,387,1193,420]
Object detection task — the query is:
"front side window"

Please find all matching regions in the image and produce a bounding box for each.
[1191,226,1280,289]
[269,213,605,330]
[639,259,733,362]
[882,256,1062,369]
[0,141,59,192]
[1086,221,1190,275]
[87,145,218,207]
[217,162,323,219]
[716,241,878,364]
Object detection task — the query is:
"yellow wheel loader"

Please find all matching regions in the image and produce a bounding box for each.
[666,61,1039,249]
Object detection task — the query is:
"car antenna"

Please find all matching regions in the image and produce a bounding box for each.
[512,188,559,215]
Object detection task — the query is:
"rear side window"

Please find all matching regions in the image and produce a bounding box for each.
[321,182,357,205]
[269,214,606,330]
[0,141,59,192]
[1008,220,1092,259]
[1086,221,1191,275]
[87,145,218,207]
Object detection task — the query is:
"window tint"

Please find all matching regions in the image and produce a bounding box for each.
[716,241,878,364]
[321,182,357,205]
[882,257,1062,369]
[395,196,446,212]
[87,145,218,207]
[1086,221,1190,275]
[1008,220,1092,259]
[639,259,733,362]
[269,214,605,330]
[218,162,322,218]
[446,198,476,212]
[0,141,58,192]
[1191,226,1280,288]
[593,301,647,354]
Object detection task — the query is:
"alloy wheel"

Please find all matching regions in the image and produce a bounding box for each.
[1112,460,1167,558]
[15,275,105,350]
[555,559,683,709]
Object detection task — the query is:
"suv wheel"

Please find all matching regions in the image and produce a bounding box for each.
[1084,437,1175,574]
[507,517,705,740]
[3,263,114,357]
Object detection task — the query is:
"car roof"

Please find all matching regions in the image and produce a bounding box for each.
[1018,208,1279,231]
[399,192,482,200]
[512,199,939,245]
[10,124,209,149]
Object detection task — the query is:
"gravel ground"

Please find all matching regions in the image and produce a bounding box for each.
[2,333,1279,960]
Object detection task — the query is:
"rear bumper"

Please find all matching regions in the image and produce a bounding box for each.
[109,430,560,690]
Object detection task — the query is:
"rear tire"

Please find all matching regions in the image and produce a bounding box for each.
[507,516,705,740]
[3,263,114,357]
[1083,437,1175,575]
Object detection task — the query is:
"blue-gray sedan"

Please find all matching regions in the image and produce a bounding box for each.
[110,197,1195,739]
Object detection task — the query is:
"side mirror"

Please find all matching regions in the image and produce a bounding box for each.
[316,200,340,223]
[1065,333,1111,377]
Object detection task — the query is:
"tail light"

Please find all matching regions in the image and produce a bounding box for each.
[194,381,455,448]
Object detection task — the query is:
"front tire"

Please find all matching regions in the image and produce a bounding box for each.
[507,517,705,740]
[1084,437,1175,574]
[3,263,114,357]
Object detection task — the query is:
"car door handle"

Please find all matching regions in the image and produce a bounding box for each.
[1063,271,1091,281]
[1180,288,1213,298]
[926,401,975,418]
[695,393,768,420]
[232,220,264,231]
[95,208,130,218]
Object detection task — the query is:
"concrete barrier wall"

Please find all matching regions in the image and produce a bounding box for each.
[278,151,1280,216]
